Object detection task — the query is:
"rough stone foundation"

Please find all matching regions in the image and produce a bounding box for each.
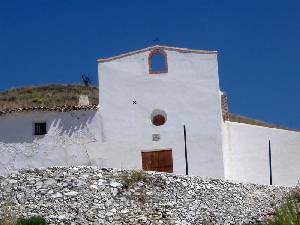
[0,166,291,225]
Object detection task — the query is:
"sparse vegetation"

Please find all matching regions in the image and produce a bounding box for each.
[290,185,300,203]
[0,216,47,225]
[0,83,290,131]
[16,216,47,225]
[0,203,47,225]
[0,84,98,110]
[245,199,300,225]
[120,170,149,189]
[246,187,300,225]
[0,203,16,225]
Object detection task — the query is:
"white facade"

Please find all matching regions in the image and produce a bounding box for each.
[0,110,101,174]
[98,47,224,178]
[0,45,299,186]
[223,121,300,186]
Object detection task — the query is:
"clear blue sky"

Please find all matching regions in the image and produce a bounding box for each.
[1,0,300,129]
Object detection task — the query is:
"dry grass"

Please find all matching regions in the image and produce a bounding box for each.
[0,84,294,131]
[0,84,98,110]
[0,202,16,225]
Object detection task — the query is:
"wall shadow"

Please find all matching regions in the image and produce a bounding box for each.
[0,111,98,144]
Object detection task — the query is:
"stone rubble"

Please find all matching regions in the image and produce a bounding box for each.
[0,166,291,225]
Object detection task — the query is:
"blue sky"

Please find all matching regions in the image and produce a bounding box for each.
[1,0,300,129]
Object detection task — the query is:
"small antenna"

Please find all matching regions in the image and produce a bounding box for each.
[81,73,92,87]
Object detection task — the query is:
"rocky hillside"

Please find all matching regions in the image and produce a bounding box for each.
[0,166,291,225]
[0,84,98,110]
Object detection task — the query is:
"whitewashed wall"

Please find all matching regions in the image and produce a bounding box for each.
[223,121,300,186]
[99,49,225,178]
[0,110,106,174]
[2,46,299,186]
[0,48,225,178]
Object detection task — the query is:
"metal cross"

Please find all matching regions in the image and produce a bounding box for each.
[153,37,160,44]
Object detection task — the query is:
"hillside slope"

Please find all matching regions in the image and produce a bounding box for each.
[0,84,291,130]
[0,84,98,110]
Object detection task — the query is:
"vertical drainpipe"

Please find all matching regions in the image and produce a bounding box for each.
[269,139,273,185]
[184,125,189,175]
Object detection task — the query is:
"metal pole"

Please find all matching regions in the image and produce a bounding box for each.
[269,139,273,185]
[184,125,189,175]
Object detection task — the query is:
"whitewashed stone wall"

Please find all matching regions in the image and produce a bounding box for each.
[223,121,300,186]
[0,166,291,225]
[99,48,225,178]
[0,46,300,187]
[0,110,105,174]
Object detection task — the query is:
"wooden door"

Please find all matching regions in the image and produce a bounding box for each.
[141,149,173,173]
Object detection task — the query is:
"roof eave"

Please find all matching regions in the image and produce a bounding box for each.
[97,45,218,63]
[0,105,99,116]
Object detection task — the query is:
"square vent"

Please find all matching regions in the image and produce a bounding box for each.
[152,134,160,141]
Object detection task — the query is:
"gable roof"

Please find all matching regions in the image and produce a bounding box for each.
[97,45,218,62]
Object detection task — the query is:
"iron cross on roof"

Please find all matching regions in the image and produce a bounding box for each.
[153,37,161,44]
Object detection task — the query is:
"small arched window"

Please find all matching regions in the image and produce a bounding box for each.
[148,49,168,74]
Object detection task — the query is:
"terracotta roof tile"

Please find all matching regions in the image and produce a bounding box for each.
[227,113,299,132]
[0,105,98,116]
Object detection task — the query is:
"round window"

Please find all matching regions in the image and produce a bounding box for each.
[151,109,167,126]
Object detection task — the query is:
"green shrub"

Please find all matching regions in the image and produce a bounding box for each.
[16,216,47,225]
[291,186,300,203]
[246,199,300,225]
[31,96,48,106]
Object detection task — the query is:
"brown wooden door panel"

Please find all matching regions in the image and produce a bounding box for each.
[158,150,173,167]
[142,151,158,170]
[142,149,173,173]
[141,152,151,171]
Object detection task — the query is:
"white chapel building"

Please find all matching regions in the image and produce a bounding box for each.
[0,45,300,186]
